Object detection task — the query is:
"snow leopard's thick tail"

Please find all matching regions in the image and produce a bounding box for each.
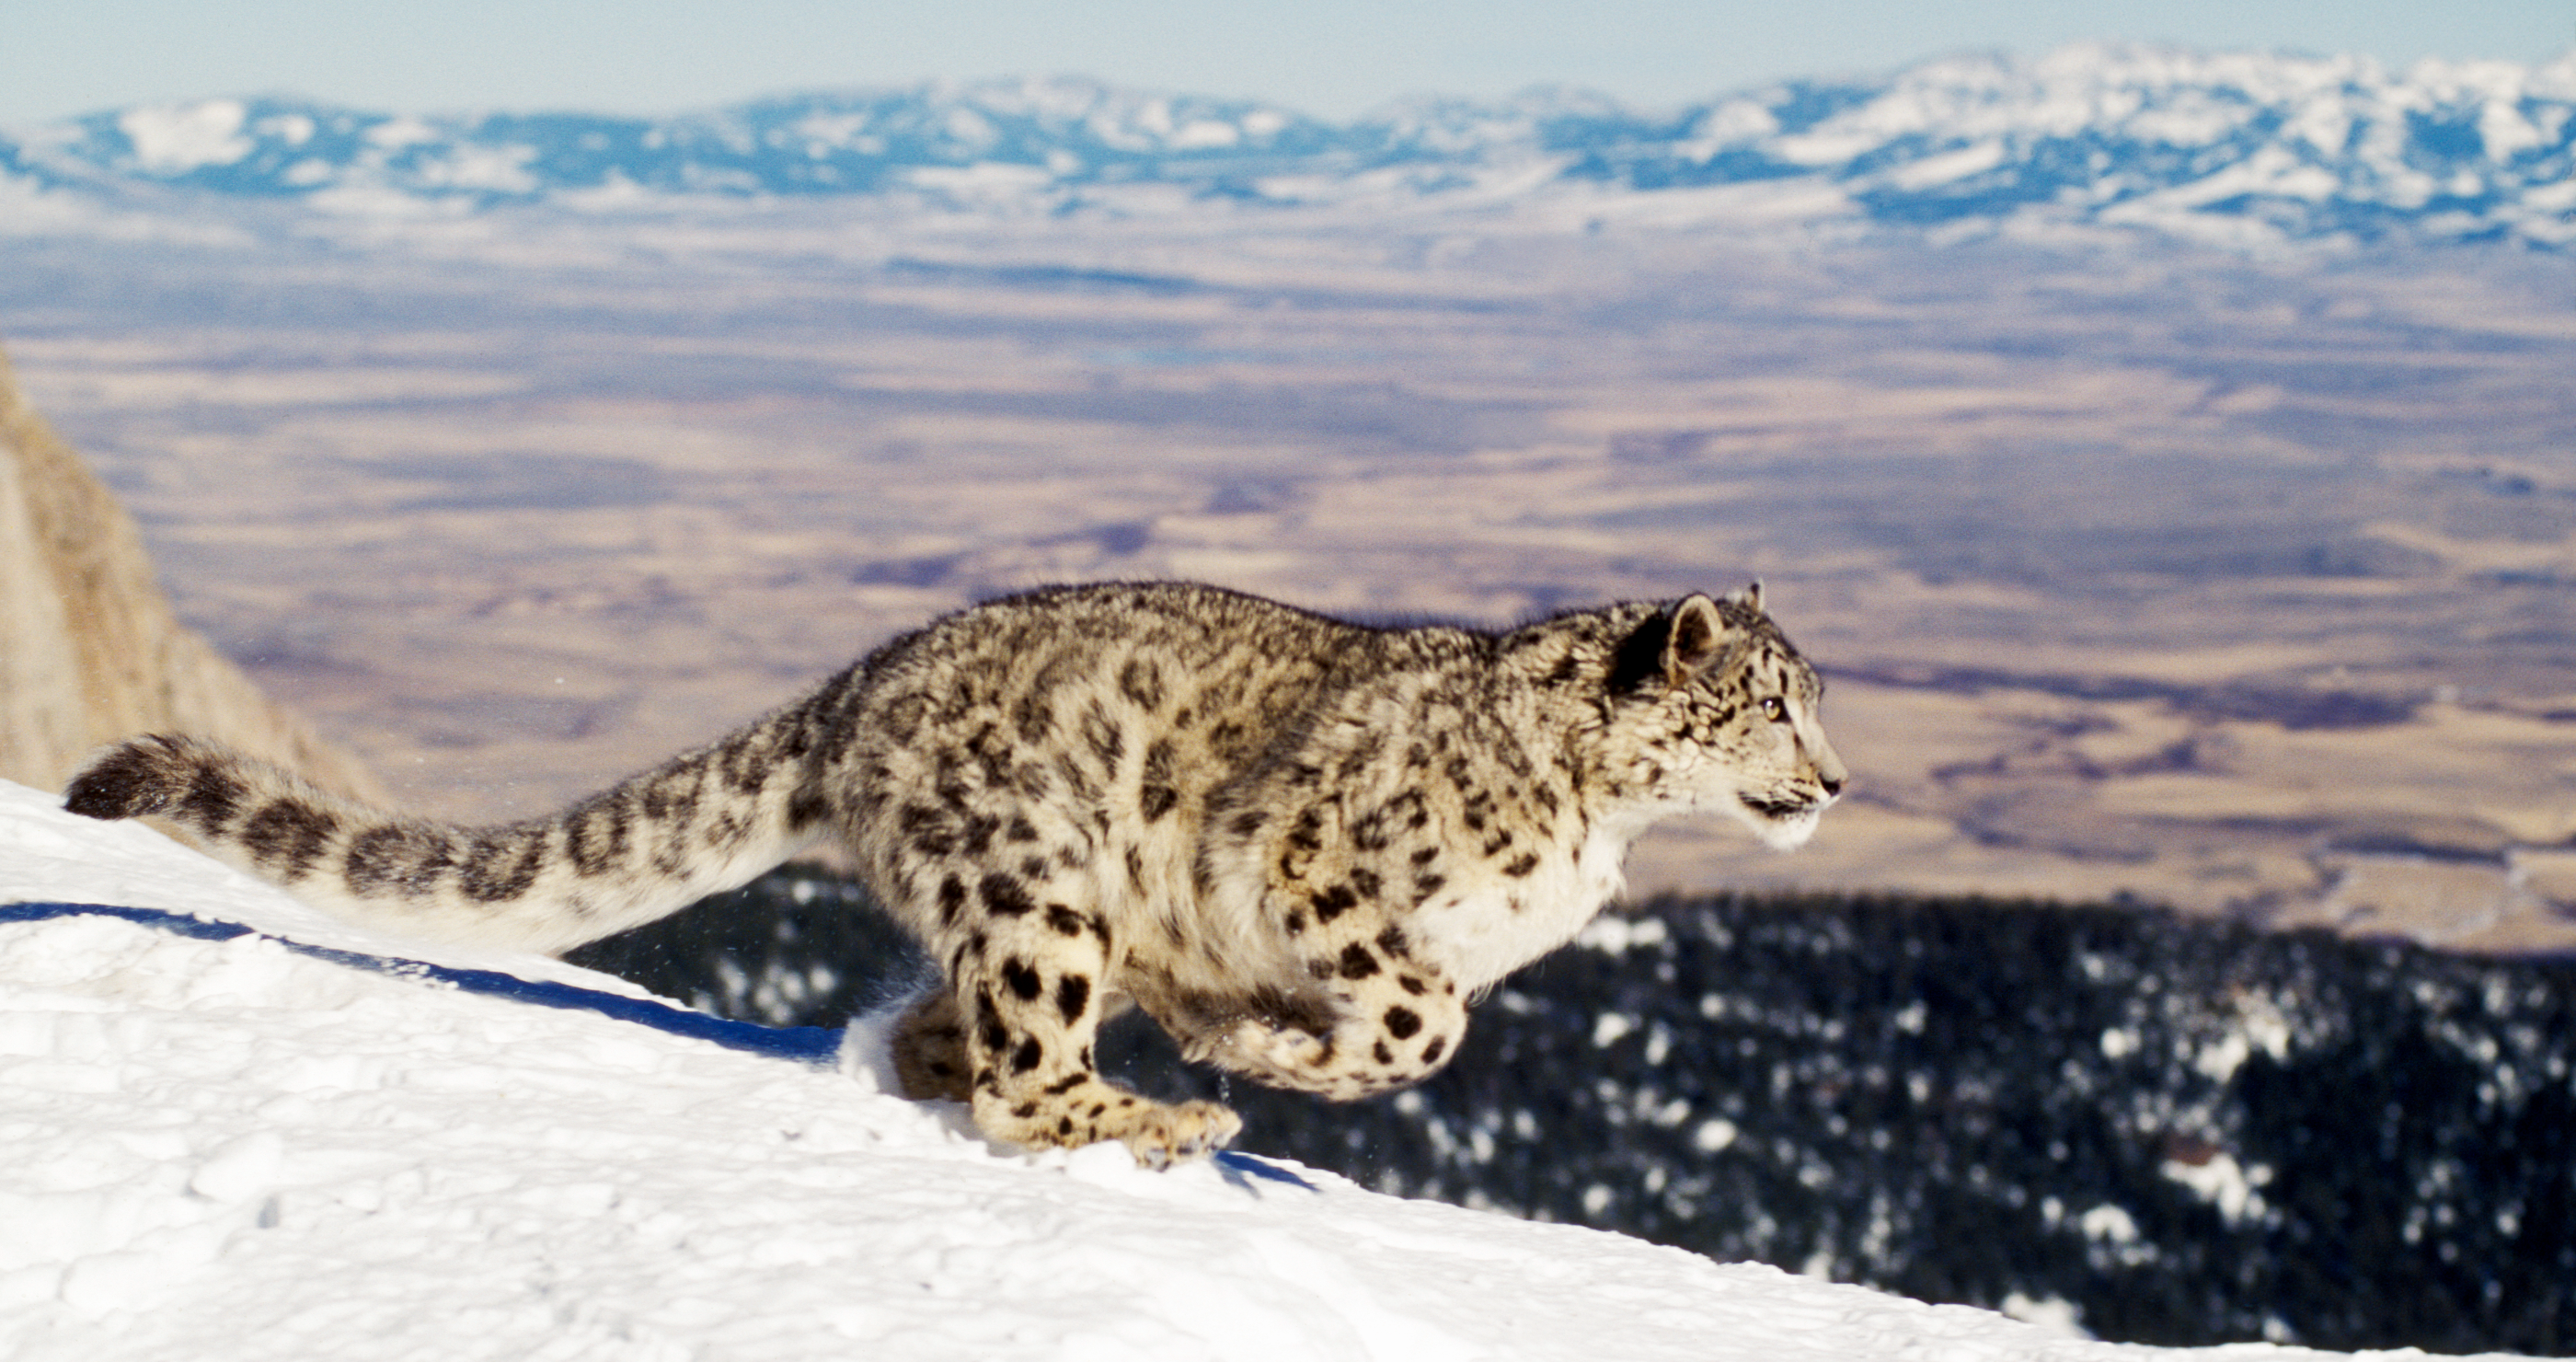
[62,686,852,954]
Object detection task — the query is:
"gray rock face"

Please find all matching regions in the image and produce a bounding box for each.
[0,344,385,805]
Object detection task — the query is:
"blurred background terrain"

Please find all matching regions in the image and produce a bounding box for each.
[4,38,2573,1350]
[6,209,2571,946]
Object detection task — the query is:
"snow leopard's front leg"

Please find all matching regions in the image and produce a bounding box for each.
[921,871,1240,1167]
[1186,929,1470,1102]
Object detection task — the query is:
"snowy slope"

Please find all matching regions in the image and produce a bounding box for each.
[0,779,2539,1360]
[3,44,2570,248]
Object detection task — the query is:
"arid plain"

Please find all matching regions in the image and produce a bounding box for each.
[6,209,2573,949]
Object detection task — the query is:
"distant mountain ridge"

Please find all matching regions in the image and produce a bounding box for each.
[4,43,2572,248]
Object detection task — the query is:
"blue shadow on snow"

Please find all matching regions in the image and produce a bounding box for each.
[0,898,1317,1190]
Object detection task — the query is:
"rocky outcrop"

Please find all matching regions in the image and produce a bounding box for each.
[0,342,386,803]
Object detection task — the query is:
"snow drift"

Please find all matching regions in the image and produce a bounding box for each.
[0,779,2539,1359]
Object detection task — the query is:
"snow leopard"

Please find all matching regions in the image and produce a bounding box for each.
[64,581,1845,1166]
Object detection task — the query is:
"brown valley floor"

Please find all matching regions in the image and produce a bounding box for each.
[6,213,2572,949]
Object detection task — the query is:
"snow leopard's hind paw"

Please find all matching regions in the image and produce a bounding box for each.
[972,1077,1241,1169]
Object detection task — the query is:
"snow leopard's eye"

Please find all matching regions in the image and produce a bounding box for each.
[1760,697,1788,722]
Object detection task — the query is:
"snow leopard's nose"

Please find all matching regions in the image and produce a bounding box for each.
[1807,736,1847,798]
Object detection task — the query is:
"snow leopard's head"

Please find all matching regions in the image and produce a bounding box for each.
[1601,585,1846,850]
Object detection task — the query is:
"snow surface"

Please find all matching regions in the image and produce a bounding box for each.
[0,779,2538,1360]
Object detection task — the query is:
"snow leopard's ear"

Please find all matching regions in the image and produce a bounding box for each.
[1723,581,1764,615]
[1662,593,1738,687]
[1608,594,1743,694]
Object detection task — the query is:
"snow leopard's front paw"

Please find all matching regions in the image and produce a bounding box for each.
[1186,986,1467,1102]
[1193,1015,1328,1082]
[1197,1017,1385,1100]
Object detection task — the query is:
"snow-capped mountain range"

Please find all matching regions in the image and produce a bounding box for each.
[4,43,2573,248]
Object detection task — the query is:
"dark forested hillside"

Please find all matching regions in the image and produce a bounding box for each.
[569,871,2576,1353]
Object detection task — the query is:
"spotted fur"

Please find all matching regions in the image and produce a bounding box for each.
[64,581,1844,1165]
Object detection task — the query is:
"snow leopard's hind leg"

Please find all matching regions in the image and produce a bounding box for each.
[889,978,1141,1103]
[888,988,974,1102]
[907,865,1239,1167]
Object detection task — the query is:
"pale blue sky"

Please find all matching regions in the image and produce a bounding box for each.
[6,0,2570,126]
